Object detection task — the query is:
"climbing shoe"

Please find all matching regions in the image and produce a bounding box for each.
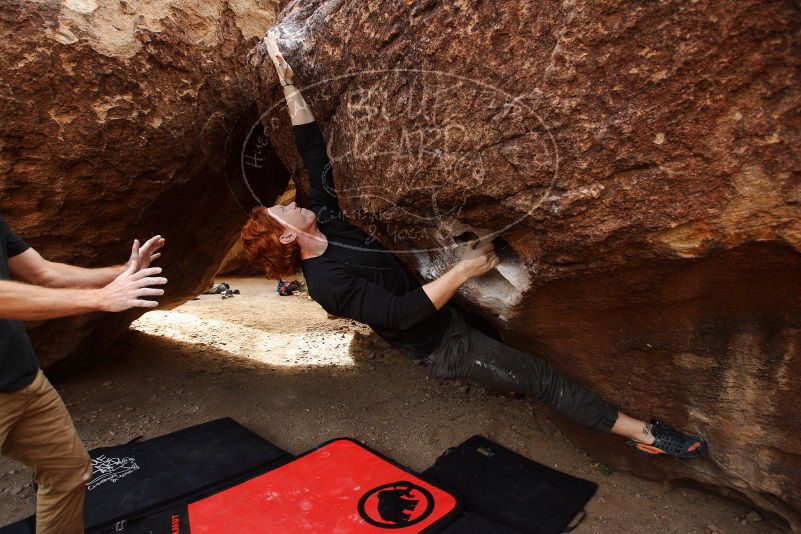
[628,420,707,459]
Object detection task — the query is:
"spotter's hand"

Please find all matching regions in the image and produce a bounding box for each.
[100,239,168,312]
[126,235,165,272]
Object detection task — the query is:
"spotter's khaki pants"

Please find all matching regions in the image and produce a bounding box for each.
[0,370,92,534]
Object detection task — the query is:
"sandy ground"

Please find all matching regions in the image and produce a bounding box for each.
[0,277,780,533]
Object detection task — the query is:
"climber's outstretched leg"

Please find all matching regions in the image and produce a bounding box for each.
[422,306,707,459]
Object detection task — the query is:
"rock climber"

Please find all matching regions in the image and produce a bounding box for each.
[0,222,167,534]
[242,31,707,460]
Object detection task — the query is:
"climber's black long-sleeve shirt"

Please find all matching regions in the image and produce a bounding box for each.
[295,122,447,360]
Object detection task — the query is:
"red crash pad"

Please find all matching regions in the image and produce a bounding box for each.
[188,438,460,533]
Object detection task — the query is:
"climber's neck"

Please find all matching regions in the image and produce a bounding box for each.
[298,227,328,260]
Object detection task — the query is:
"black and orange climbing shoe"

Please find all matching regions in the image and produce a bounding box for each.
[628,420,707,459]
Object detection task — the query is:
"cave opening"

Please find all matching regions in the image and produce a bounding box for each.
[129,102,347,369]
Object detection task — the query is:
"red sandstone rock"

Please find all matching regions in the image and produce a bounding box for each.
[216,238,264,277]
[251,0,801,528]
[0,0,289,371]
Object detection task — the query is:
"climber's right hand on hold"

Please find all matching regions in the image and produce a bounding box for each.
[96,240,168,312]
[264,29,294,87]
[456,239,500,279]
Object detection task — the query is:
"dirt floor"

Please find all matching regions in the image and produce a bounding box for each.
[0,277,781,533]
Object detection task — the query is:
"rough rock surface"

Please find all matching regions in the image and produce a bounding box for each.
[216,238,264,277]
[0,0,290,371]
[251,0,801,528]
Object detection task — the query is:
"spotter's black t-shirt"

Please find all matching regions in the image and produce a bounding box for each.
[295,122,447,360]
[0,215,39,392]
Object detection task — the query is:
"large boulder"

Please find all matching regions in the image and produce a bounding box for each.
[251,0,801,528]
[0,0,290,371]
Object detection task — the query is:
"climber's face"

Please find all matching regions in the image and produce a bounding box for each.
[266,201,317,241]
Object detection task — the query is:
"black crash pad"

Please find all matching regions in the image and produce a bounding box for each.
[439,512,523,533]
[423,436,597,534]
[0,418,289,534]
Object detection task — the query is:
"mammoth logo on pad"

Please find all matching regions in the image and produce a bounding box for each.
[357,481,435,529]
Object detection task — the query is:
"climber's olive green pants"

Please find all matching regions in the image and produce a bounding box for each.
[421,305,620,432]
[0,369,93,534]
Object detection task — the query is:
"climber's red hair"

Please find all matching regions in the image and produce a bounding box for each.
[241,205,301,278]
